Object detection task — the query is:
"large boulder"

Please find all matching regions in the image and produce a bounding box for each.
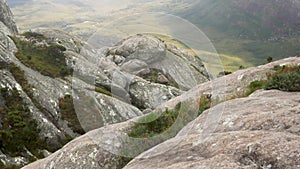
[124,90,300,168]
[107,34,209,90]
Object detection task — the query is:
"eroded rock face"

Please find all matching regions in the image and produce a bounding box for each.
[0,0,18,34]
[0,9,207,166]
[125,90,300,169]
[22,57,300,169]
[107,34,209,90]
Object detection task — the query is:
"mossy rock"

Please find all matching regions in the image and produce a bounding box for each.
[10,34,72,78]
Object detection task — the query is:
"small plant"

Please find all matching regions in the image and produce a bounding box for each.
[59,95,85,135]
[197,94,211,116]
[239,65,245,69]
[245,80,267,96]
[267,56,273,63]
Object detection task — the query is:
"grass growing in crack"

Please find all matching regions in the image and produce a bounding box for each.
[197,94,212,116]
[59,95,85,135]
[128,104,181,138]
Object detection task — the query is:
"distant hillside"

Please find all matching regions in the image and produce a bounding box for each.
[171,0,300,66]
[175,0,300,40]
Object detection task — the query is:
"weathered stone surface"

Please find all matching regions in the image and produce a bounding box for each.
[22,121,135,169]
[157,57,300,111]
[22,57,300,169]
[107,34,209,90]
[125,90,300,169]
[1,16,206,167]
[0,0,18,34]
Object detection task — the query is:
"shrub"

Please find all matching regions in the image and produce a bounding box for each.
[0,88,44,159]
[264,66,300,91]
[246,65,300,95]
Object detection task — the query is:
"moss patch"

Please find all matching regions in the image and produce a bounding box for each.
[10,33,72,78]
[59,95,85,135]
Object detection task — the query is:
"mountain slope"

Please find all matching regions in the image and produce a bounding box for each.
[175,0,300,39]
[171,0,300,65]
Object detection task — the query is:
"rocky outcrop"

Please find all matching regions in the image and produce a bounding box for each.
[106,34,209,90]
[22,56,300,168]
[0,7,208,166]
[0,0,18,34]
[125,90,300,168]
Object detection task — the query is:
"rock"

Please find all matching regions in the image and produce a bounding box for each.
[22,56,300,169]
[120,59,149,75]
[108,34,209,90]
[107,55,125,65]
[124,90,300,169]
[21,121,136,169]
[0,0,18,34]
[157,73,169,84]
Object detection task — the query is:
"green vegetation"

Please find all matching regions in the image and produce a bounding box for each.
[7,64,31,93]
[95,86,112,97]
[116,157,133,169]
[173,0,300,68]
[246,80,267,96]
[197,94,211,116]
[10,33,72,78]
[0,88,45,160]
[59,95,85,135]
[21,32,46,42]
[267,56,273,63]
[4,63,74,163]
[129,95,211,138]
[246,65,300,95]
[7,63,51,125]
[0,161,19,169]
[128,104,181,138]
